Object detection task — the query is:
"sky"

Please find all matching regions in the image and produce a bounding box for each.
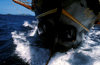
[0,0,35,16]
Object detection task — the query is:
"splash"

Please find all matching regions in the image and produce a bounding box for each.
[11,21,50,65]
[48,27,100,65]
[12,21,34,63]
[12,31,32,64]
[12,20,100,65]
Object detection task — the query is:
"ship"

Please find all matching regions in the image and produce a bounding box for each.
[12,0,100,65]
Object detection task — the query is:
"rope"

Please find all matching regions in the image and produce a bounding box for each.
[12,0,89,32]
[36,8,89,32]
[11,0,22,14]
[46,51,53,65]
[36,8,57,18]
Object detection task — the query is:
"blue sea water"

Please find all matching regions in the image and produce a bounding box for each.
[0,14,37,65]
[0,14,100,65]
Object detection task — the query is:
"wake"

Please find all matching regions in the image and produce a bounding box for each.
[11,21,100,65]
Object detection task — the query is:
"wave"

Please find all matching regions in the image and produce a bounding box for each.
[11,20,100,65]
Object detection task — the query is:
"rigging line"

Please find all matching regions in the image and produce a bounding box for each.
[36,8,57,18]
[22,0,31,5]
[62,9,89,32]
[36,8,89,32]
[11,0,23,14]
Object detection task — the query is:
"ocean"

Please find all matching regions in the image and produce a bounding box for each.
[0,14,100,65]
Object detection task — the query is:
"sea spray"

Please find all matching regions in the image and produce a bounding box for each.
[12,21,50,65]
[12,20,100,65]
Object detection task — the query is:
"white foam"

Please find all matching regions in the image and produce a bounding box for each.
[28,26,38,36]
[12,31,31,63]
[48,30,100,65]
[93,61,100,65]
[12,21,100,65]
[12,21,49,65]
[23,21,34,28]
[48,50,74,65]
[23,21,29,27]
[95,31,100,35]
